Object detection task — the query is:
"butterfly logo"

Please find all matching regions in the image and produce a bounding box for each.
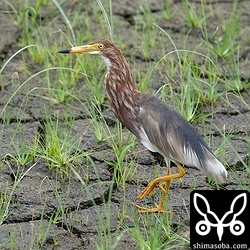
[193,193,247,241]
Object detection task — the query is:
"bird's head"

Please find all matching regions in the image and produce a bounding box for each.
[58,39,123,70]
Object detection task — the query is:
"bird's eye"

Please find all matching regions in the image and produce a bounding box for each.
[98,44,104,50]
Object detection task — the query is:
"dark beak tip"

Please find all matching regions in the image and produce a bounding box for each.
[58,48,71,54]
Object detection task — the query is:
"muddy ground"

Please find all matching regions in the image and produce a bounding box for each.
[0,0,249,249]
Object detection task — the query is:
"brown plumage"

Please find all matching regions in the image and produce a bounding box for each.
[59,39,227,212]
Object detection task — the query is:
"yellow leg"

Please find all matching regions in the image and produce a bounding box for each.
[136,163,186,213]
[136,165,172,213]
[157,165,172,210]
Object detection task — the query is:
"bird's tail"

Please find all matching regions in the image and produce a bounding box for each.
[203,157,227,183]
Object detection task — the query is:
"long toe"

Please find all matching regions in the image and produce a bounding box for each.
[135,203,172,213]
[135,203,164,213]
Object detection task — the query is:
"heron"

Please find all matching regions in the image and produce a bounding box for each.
[58,39,227,213]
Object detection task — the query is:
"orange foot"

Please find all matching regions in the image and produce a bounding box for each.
[136,163,186,213]
[136,184,171,213]
[135,203,166,213]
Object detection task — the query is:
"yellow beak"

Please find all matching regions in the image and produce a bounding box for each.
[58,44,100,54]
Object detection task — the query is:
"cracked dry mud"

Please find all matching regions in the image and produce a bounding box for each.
[0,0,249,249]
